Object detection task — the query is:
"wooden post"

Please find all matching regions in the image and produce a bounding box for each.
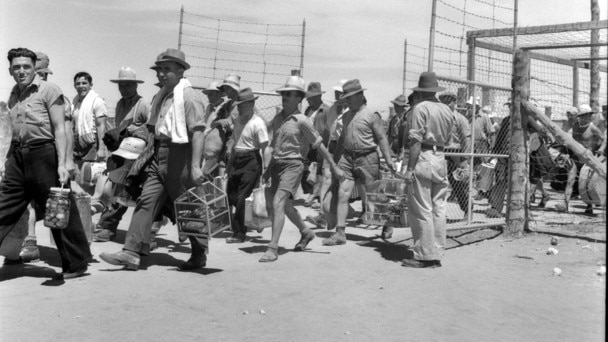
[177,6,184,50]
[506,50,529,237]
[590,0,601,120]
[403,39,407,95]
[428,0,437,71]
[300,19,306,77]
[522,100,606,180]
[572,63,579,107]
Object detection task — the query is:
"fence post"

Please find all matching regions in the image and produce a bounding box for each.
[177,5,184,50]
[506,49,529,237]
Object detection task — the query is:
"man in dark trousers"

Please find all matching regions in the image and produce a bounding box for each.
[0,47,91,279]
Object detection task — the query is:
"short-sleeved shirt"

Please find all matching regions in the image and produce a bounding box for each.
[72,91,108,122]
[408,100,455,146]
[7,75,64,143]
[341,105,379,153]
[270,109,322,160]
[471,112,495,141]
[148,86,206,137]
[233,114,268,152]
[115,94,150,129]
[447,110,471,151]
[305,102,329,125]
[318,103,341,145]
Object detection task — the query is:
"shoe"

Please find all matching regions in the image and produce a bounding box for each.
[178,234,188,243]
[92,228,115,242]
[259,246,279,262]
[99,250,140,270]
[381,225,393,240]
[226,236,246,244]
[179,254,207,270]
[60,265,88,280]
[150,233,158,251]
[485,208,502,218]
[3,257,24,265]
[20,239,40,262]
[585,206,594,215]
[322,232,346,246]
[305,215,326,229]
[294,230,316,251]
[401,259,441,268]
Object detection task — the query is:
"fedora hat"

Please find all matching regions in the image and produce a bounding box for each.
[577,104,594,116]
[332,79,348,92]
[234,87,259,105]
[305,82,325,98]
[219,73,241,92]
[412,72,445,92]
[276,75,306,95]
[154,48,190,70]
[35,51,53,74]
[340,79,366,100]
[110,67,144,83]
[391,94,407,107]
[202,81,222,94]
[112,137,146,160]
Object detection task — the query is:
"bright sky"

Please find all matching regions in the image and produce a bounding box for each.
[1,0,606,114]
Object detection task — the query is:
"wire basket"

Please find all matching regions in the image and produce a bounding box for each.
[174,182,231,240]
[363,176,408,227]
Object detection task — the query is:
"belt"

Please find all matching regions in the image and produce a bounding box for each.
[345,149,376,158]
[421,143,444,152]
[155,139,185,147]
[275,157,303,161]
[233,149,259,156]
[11,139,55,150]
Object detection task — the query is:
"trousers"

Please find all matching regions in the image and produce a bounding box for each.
[226,151,262,237]
[0,143,91,272]
[123,143,207,255]
[407,150,448,261]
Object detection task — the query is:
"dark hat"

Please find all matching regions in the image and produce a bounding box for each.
[412,72,445,92]
[391,94,407,106]
[339,79,366,100]
[305,82,325,98]
[234,87,258,105]
[154,48,190,70]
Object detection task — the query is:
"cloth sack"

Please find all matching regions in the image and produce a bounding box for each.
[252,187,269,218]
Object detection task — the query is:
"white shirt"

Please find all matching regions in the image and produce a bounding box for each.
[233,114,268,151]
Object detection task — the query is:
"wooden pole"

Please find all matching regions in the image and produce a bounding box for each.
[506,49,529,237]
[177,5,184,50]
[521,100,606,180]
[572,63,579,107]
[403,39,407,95]
[428,0,437,71]
[300,19,306,77]
[590,0,600,116]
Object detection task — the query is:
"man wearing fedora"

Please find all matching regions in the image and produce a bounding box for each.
[388,94,409,157]
[401,72,454,268]
[322,79,396,246]
[92,66,151,243]
[259,75,343,262]
[225,88,269,243]
[201,80,230,180]
[100,48,208,271]
[302,81,330,208]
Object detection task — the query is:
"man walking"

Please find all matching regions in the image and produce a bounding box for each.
[100,48,208,271]
[0,48,90,279]
[401,72,454,268]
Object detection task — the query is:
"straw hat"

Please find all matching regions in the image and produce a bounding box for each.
[577,104,594,116]
[154,48,190,70]
[340,79,366,100]
[305,82,325,98]
[110,67,144,83]
[35,51,52,74]
[234,88,259,105]
[412,72,445,92]
[219,73,241,92]
[276,75,306,95]
[202,81,222,94]
[391,94,407,107]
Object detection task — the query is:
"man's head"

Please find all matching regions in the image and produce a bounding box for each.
[74,71,93,98]
[202,81,222,105]
[154,48,189,89]
[110,66,143,98]
[219,73,241,101]
[34,51,52,81]
[276,75,306,113]
[7,48,37,89]
[305,82,325,108]
[391,94,408,114]
[332,79,348,104]
[234,87,258,116]
[340,79,366,112]
[438,92,458,111]
[411,72,445,104]
[577,104,594,126]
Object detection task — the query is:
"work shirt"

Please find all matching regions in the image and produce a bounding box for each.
[408,100,455,146]
[470,112,494,142]
[203,98,228,133]
[318,103,342,145]
[8,75,64,144]
[115,94,149,130]
[447,110,471,152]
[269,109,322,160]
[233,114,268,152]
[341,104,379,153]
[147,87,206,138]
[305,102,329,126]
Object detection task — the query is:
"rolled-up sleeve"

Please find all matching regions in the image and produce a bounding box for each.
[184,88,206,132]
[408,107,427,143]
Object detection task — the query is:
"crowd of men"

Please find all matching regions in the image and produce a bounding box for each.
[0,47,605,279]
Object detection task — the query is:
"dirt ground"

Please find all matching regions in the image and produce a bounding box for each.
[1,195,605,342]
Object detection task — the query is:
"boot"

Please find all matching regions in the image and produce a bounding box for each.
[180,241,207,270]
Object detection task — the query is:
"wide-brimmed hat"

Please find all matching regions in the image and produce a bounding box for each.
[110,67,144,83]
[219,73,241,92]
[202,81,222,94]
[566,106,578,115]
[391,94,407,107]
[234,87,259,105]
[340,79,366,100]
[112,137,146,160]
[305,82,325,98]
[35,51,52,74]
[332,79,348,93]
[577,104,594,116]
[276,75,306,95]
[412,72,445,92]
[154,48,190,70]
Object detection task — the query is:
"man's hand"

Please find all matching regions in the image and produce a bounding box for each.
[331,166,345,182]
[66,158,77,177]
[191,166,205,185]
[57,165,70,185]
[403,169,415,185]
[386,159,396,174]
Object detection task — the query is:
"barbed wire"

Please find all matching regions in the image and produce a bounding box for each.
[181,43,301,58]
[181,32,301,47]
[437,0,511,26]
[436,14,481,30]
[183,21,302,37]
[471,0,513,11]
[189,55,299,69]
[184,11,302,27]
[191,65,292,78]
